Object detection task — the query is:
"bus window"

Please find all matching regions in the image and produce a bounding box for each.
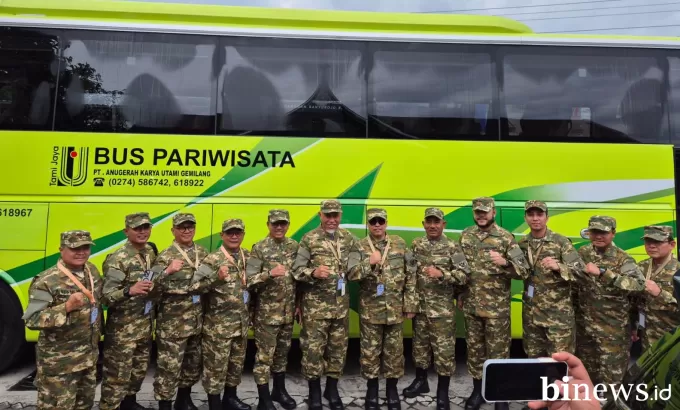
[669,56,680,145]
[0,27,60,131]
[217,37,366,138]
[54,30,217,134]
[367,43,497,140]
[502,47,669,144]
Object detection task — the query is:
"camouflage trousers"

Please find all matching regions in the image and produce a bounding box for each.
[99,336,152,410]
[412,314,455,376]
[360,321,404,379]
[253,321,294,385]
[201,332,247,394]
[300,316,349,380]
[522,311,575,357]
[36,366,96,410]
[464,313,510,380]
[641,310,680,352]
[153,334,202,400]
[576,318,630,386]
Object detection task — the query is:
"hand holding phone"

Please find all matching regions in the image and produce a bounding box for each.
[482,358,568,403]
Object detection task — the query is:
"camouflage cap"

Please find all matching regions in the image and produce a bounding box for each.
[125,212,152,228]
[268,209,290,223]
[424,207,445,220]
[587,215,616,232]
[173,213,196,226]
[60,230,95,248]
[525,200,547,212]
[642,225,674,241]
[472,197,495,212]
[222,218,245,232]
[320,199,342,214]
[367,208,387,220]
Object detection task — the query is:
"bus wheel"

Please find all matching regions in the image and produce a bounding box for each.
[0,281,24,374]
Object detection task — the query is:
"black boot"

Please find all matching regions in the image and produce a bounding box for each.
[257,384,277,410]
[223,385,251,410]
[386,378,401,410]
[208,394,222,410]
[436,375,450,410]
[175,387,199,410]
[323,377,344,410]
[271,372,297,409]
[122,394,149,410]
[307,378,323,410]
[465,379,485,410]
[402,367,429,398]
[365,378,379,410]
[494,403,509,410]
[159,401,172,410]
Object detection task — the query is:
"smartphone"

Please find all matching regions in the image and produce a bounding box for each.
[482,358,568,403]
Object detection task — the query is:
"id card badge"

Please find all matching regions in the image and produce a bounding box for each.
[243,290,250,304]
[337,278,345,296]
[377,283,385,296]
[638,312,646,328]
[192,295,201,304]
[527,285,535,298]
[143,270,154,281]
[144,301,153,315]
[90,307,99,324]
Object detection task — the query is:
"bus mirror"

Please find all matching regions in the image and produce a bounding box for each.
[580,228,590,239]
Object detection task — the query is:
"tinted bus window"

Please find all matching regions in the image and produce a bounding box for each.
[367,43,497,140]
[55,31,217,134]
[670,56,680,145]
[0,27,60,131]
[502,47,669,144]
[217,37,366,138]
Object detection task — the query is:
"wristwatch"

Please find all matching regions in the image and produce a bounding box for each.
[599,267,606,275]
[123,286,131,298]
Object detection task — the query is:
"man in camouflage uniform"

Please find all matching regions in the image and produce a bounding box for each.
[348,208,418,410]
[402,207,470,410]
[246,210,299,410]
[190,218,252,410]
[631,226,680,352]
[100,213,157,410]
[292,199,364,410]
[151,213,209,410]
[576,215,646,390]
[459,197,530,410]
[517,201,585,358]
[23,230,102,410]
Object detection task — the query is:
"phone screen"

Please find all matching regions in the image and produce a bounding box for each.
[483,360,568,402]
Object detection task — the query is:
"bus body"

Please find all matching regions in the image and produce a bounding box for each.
[0,0,678,373]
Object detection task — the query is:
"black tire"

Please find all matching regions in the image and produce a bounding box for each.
[0,280,25,374]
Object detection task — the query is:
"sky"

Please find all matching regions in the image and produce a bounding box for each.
[123,0,680,36]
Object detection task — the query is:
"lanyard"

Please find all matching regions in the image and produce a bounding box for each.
[325,237,342,264]
[57,261,95,303]
[173,242,199,270]
[367,236,391,267]
[646,253,673,281]
[136,253,151,271]
[220,246,247,286]
[527,240,545,269]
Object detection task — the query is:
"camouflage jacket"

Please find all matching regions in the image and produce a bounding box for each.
[193,245,251,337]
[348,234,418,324]
[246,236,298,326]
[577,244,646,327]
[459,224,530,318]
[410,234,469,318]
[517,229,585,327]
[292,226,363,320]
[101,241,157,341]
[23,260,103,376]
[633,256,679,313]
[150,241,209,339]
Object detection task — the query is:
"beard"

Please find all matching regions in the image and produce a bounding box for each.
[475,216,495,228]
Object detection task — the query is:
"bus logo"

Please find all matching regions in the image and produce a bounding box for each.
[49,146,89,187]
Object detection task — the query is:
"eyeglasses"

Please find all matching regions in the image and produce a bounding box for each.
[369,218,386,226]
[223,230,243,237]
[271,221,289,227]
[176,225,195,232]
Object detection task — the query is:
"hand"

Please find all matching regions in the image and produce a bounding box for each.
[541,257,560,272]
[313,266,330,279]
[404,312,416,319]
[527,352,600,410]
[489,251,507,267]
[646,280,661,296]
[425,266,443,278]
[631,329,639,342]
[369,251,382,265]
[129,280,153,296]
[65,292,86,313]
[585,263,601,276]
[295,306,303,325]
[218,265,230,281]
[270,263,287,278]
[457,298,464,309]
[166,259,184,274]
